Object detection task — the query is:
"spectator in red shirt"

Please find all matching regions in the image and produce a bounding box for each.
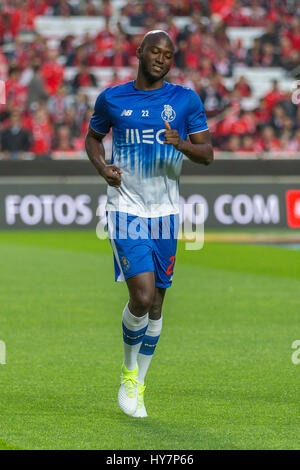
[284,17,300,50]
[0,46,8,80]
[53,125,75,152]
[230,110,256,136]
[165,16,179,42]
[2,0,300,157]
[216,105,240,138]
[211,0,235,18]
[72,63,97,92]
[40,48,65,96]
[32,0,50,16]
[239,135,256,153]
[258,126,281,151]
[185,43,201,70]
[100,0,113,19]
[200,57,216,77]
[254,98,271,126]
[234,75,252,97]
[28,107,53,157]
[225,135,241,152]
[222,0,246,26]
[110,37,130,67]
[264,80,286,112]
[245,2,267,27]
[5,66,28,112]
[10,0,37,35]
[0,12,9,45]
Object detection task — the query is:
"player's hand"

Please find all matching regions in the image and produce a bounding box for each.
[164,121,183,150]
[100,165,122,188]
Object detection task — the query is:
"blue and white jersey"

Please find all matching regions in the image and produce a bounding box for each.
[90,80,208,217]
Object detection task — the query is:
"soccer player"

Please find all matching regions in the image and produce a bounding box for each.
[85,30,213,418]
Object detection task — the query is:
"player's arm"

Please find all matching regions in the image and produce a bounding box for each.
[164,122,214,165]
[85,125,122,188]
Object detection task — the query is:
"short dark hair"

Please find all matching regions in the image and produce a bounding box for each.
[140,30,174,50]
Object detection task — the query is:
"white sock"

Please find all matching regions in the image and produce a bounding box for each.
[137,316,162,385]
[122,302,148,371]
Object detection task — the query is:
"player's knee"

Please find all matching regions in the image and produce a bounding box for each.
[130,289,155,315]
[149,304,162,320]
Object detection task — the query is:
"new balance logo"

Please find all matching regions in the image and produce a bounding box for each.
[121,109,133,116]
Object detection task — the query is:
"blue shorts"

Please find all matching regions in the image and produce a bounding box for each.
[106,211,179,288]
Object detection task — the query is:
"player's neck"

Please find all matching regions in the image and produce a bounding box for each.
[134,73,164,91]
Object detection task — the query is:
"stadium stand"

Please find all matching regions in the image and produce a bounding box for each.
[0,0,300,159]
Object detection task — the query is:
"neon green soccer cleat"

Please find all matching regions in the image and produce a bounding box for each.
[118,363,139,416]
[132,383,148,418]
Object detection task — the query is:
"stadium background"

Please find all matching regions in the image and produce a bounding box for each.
[1,0,300,232]
[0,0,300,451]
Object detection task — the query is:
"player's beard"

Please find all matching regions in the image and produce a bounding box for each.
[139,56,170,83]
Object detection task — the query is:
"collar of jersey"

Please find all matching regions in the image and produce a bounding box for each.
[131,80,168,93]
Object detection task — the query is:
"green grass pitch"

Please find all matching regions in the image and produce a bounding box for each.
[0,230,299,450]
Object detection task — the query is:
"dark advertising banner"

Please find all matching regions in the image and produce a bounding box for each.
[0,182,300,229]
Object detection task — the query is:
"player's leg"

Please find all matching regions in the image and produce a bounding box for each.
[107,211,155,369]
[123,271,156,370]
[132,214,178,417]
[107,211,156,415]
[137,286,166,383]
[132,286,166,418]
[118,271,156,416]
[127,271,156,317]
[130,214,173,386]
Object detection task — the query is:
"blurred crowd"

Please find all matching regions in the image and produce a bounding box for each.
[1,0,300,158]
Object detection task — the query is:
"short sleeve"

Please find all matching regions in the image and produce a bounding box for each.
[89,90,112,135]
[187,89,209,135]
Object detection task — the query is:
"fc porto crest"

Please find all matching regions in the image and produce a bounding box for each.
[121,256,130,272]
[161,104,176,123]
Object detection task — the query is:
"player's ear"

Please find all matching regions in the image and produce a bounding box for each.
[136,47,142,59]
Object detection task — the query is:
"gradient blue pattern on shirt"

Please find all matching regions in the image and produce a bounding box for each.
[90,81,208,180]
